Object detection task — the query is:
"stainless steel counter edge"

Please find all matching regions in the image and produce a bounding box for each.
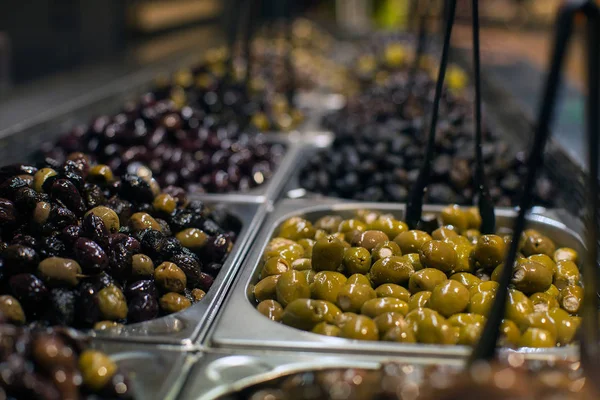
[206,198,583,360]
[178,348,465,400]
[89,198,268,346]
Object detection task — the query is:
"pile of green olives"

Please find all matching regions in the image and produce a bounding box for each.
[251,205,582,348]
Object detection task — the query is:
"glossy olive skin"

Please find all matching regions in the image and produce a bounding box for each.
[440,205,468,232]
[408,291,431,311]
[528,254,556,275]
[360,297,408,318]
[338,314,379,341]
[559,285,583,314]
[369,256,413,286]
[311,236,346,272]
[371,241,401,262]
[0,295,26,324]
[506,289,534,329]
[431,226,458,241]
[374,312,408,336]
[278,217,315,241]
[553,247,578,263]
[367,217,408,240]
[519,327,556,347]
[343,247,372,275]
[511,259,553,294]
[353,230,389,251]
[314,215,343,233]
[553,260,580,289]
[375,284,410,302]
[405,308,457,345]
[522,234,556,258]
[499,319,521,347]
[408,268,446,293]
[382,322,416,343]
[311,322,341,337]
[310,271,347,303]
[468,290,494,316]
[281,299,341,331]
[261,257,290,278]
[428,280,470,317]
[419,240,457,273]
[472,235,505,270]
[79,350,117,391]
[254,275,280,302]
[276,270,310,307]
[530,292,559,312]
[450,272,480,290]
[548,307,580,345]
[393,230,432,255]
[336,284,376,313]
[346,273,372,287]
[400,253,423,271]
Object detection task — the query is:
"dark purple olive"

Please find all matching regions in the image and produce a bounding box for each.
[197,272,214,292]
[204,234,232,263]
[127,293,159,323]
[139,229,166,259]
[205,262,223,276]
[3,245,39,275]
[82,183,106,209]
[76,282,101,326]
[170,252,202,288]
[119,174,154,204]
[0,198,17,228]
[39,234,66,258]
[10,234,38,250]
[50,179,86,216]
[47,204,77,230]
[61,225,82,246]
[200,219,223,236]
[124,280,157,300]
[82,213,110,250]
[162,185,187,206]
[9,273,49,311]
[106,197,133,225]
[0,164,37,182]
[14,187,39,211]
[108,242,134,279]
[74,238,108,274]
[0,176,30,200]
[159,237,183,259]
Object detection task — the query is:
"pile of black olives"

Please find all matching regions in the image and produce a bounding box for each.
[252,206,581,348]
[299,44,555,207]
[224,360,590,400]
[0,156,238,329]
[0,319,133,399]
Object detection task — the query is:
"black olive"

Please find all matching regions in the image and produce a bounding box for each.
[61,225,82,246]
[204,234,232,263]
[160,237,183,259]
[108,242,134,280]
[9,273,49,312]
[50,179,86,217]
[74,238,108,274]
[169,253,202,288]
[118,174,154,204]
[81,213,110,251]
[82,183,106,209]
[10,235,38,250]
[0,198,17,229]
[39,233,67,259]
[138,229,166,259]
[76,282,101,326]
[13,187,39,212]
[47,204,77,231]
[0,176,30,200]
[124,280,157,300]
[3,245,39,275]
[0,164,37,182]
[46,288,76,326]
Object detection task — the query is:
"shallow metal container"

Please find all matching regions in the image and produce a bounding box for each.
[91,199,266,346]
[92,341,195,400]
[208,198,583,359]
[178,349,463,400]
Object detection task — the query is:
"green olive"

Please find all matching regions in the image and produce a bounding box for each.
[548,307,580,345]
[554,261,580,289]
[431,226,459,240]
[457,323,484,346]
[419,240,458,273]
[400,253,423,271]
[553,247,578,264]
[465,229,481,245]
[343,247,372,275]
[408,291,431,310]
[33,168,58,192]
[375,284,410,302]
[468,290,495,316]
[428,280,470,317]
[260,257,290,278]
[298,239,315,258]
[361,297,409,318]
[33,201,51,225]
[154,262,187,293]
[367,217,408,239]
[355,210,381,223]
[338,219,367,239]
[301,269,316,284]
[374,312,408,336]
[97,285,128,321]
[159,292,192,314]
[405,308,457,345]
[519,327,556,348]
[85,206,120,233]
[310,271,347,303]
[450,243,474,273]
[278,217,315,240]
[79,350,117,391]
[371,241,402,262]
[545,284,560,299]
[281,299,340,330]
[131,254,154,277]
[153,193,177,214]
[338,314,379,341]
[559,285,583,314]
[130,212,162,232]
[291,258,312,271]
[253,275,279,302]
[394,230,432,254]
[314,215,343,233]
[37,257,82,287]
[447,313,486,327]
[466,208,482,230]
[408,268,447,294]
[528,254,557,275]
[311,236,346,272]
[506,289,534,329]
[176,228,209,251]
[352,230,389,251]
[276,270,310,307]
[346,273,372,287]
[469,281,499,297]
[511,259,553,294]
[88,165,114,184]
[264,238,298,255]
[369,256,414,286]
[522,234,556,257]
[473,235,506,270]
[440,205,468,232]
[0,295,25,324]
[499,320,521,347]
[336,283,376,313]
[263,242,305,264]
[530,292,559,312]
[523,311,557,339]
[191,289,206,302]
[382,322,416,343]
[312,322,341,336]
[450,272,481,289]
[93,321,123,331]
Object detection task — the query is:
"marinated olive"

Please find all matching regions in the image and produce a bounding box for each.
[278,217,315,241]
[522,234,556,258]
[276,270,310,307]
[457,323,484,345]
[511,259,552,294]
[393,230,432,254]
[553,260,580,289]
[440,205,468,232]
[97,285,128,321]
[311,322,341,337]
[432,226,459,240]
[37,257,82,287]
[257,300,284,321]
[559,285,583,314]
[450,272,480,289]
[282,299,340,330]
[175,228,208,251]
[311,236,346,272]
[94,321,123,330]
[400,253,423,271]
[383,323,417,343]
[468,290,494,316]
[314,215,342,233]
[519,327,556,348]
[530,292,559,312]
[428,280,470,317]
[79,350,117,391]
[153,193,177,214]
[253,275,280,302]
[261,257,290,278]
[353,230,389,251]
[499,319,521,347]
[291,258,312,271]
[369,256,413,286]
[419,240,457,273]
[528,254,556,275]
[371,241,401,262]
[473,235,505,270]
[131,254,154,277]
[154,262,187,293]
[338,314,378,341]
[191,288,206,302]
[405,308,457,345]
[548,307,580,345]
[523,311,557,339]
[506,289,534,329]
[343,247,372,275]
[159,292,191,314]
[375,284,410,302]
[88,165,114,183]
[553,247,578,263]
[346,274,372,287]
[85,206,120,233]
[337,219,367,238]
[408,291,431,311]
[130,212,162,232]
[310,271,347,303]
[336,283,376,313]
[408,268,447,293]
[361,297,408,318]
[366,217,407,239]
[0,295,25,324]
[374,312,408,336]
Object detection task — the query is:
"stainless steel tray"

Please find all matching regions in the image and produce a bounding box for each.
[92,340,195,400]
[208,198,584,359]
[91,199,267,346]
[178,349,464,400]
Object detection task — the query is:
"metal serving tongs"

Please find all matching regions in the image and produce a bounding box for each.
[405,0,495,234]
[468,1,600,380]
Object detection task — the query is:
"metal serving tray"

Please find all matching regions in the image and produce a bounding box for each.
[208,198,584,360]
[91,340,195,400]
[178,349,463,400]
[91,199,267,346]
